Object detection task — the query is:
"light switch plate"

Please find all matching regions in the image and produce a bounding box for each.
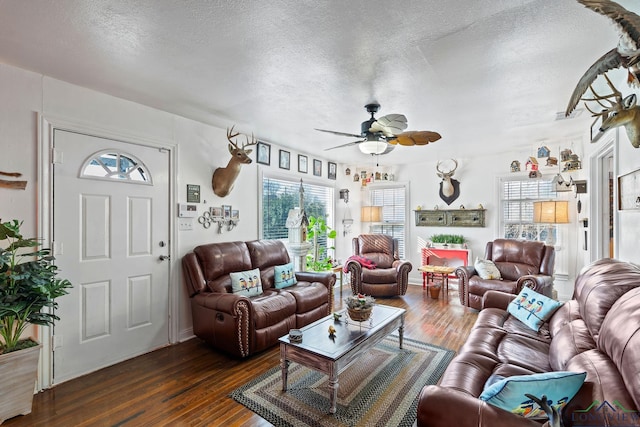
[179,218,193,231]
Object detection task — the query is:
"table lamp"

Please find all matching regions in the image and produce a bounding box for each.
[532,200,569,246]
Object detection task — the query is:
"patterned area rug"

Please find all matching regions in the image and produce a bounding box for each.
[229,335,455,427]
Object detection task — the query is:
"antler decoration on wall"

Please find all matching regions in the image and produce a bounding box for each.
[436,159,460,205]
[566,0,640,148]
[212,126,258,197]
[582,73,640,148]
[0,171,27,190]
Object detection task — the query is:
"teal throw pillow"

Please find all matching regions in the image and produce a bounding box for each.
[274,262,297,289]
[479,371,586,419]
[230,268,263,297]
[507,287,563,331]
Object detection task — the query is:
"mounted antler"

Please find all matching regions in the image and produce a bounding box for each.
[582,73,640,148]
[436,159,460,205]
[212,126,258,197]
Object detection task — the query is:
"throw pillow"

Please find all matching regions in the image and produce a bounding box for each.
[479,371,587,419]
[274,262,297,289]
[475,258,501,280]
[230,268,263,297]
[507,287,563,331]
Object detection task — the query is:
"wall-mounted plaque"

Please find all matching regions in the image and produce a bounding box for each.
[187,184,201,203]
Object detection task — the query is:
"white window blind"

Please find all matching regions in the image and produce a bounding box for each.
[262,176,334,242]
[501,177,557,241]
[369,185,407,258]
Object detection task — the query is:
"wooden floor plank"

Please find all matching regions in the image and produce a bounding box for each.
[4,283,477,426]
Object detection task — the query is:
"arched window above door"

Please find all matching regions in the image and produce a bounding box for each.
[80,150,152,184]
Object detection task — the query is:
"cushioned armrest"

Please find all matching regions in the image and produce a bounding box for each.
[482,290,517,310]
[455,265,477,280]
[516,274,554,296]
[192,292,250,316]
[345,259,363,275]
[295,270,336,289]
[417,386,541,427]
[392,259,412,271]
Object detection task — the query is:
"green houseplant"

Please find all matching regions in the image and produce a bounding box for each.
[305,215,337,271]
[429,234,465,246]
[0,219,71,422]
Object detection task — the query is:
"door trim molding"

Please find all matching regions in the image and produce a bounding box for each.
[589,129,617,263]
[38,113,178,389]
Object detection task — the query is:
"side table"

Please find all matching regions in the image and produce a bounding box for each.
[418,265,455,299]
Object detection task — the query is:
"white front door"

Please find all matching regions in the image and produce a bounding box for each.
[52,129,170,384]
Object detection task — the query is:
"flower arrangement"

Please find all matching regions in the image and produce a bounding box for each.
[345,293,375,310]
[345,294,375,321]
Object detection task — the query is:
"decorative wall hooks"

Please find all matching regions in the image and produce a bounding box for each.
[198,206,239,233]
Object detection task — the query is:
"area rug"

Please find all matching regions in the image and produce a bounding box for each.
[229,335,455,427]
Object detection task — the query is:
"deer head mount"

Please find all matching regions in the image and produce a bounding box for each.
[436,159,460,205]
[582,73,640,148]
[212,126,258,197]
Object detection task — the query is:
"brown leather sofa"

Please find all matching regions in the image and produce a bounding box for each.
[456,239,555,310]
[417,258,640,427]
[182,239,335,357]
[345,234,412,297]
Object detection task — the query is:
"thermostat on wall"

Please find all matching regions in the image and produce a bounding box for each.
[178,203,198,218]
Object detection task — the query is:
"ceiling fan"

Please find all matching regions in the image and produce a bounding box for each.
[316,103,442,155]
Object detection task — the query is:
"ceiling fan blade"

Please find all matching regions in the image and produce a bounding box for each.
[391,130,442,146]
[315,128,362,138]
[324,139,366,151]
[369,114,408,136]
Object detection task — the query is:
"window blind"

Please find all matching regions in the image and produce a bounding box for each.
[501,177,557,241]
[369,185,407,258]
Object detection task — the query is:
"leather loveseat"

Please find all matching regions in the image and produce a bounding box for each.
[456,239,555,310]
[418,258,640,427]
[182,239,335,357]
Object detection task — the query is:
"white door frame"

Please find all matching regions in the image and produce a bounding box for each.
[589,130,617,263]
[37,113,179,390]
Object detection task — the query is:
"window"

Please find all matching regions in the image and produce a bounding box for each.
[501,177,557,241]
[80,150,151,184]
[368,184,407,258]
[261,175,334,244]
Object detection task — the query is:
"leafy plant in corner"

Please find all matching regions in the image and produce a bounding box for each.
[306,215,337,271]
[0,220,72,354]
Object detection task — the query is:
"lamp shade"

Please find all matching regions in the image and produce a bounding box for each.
[533,201,569,224]
[361,206,382,222]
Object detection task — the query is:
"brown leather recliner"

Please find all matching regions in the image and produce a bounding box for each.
[345,234,412,297]
[456,239,555,310]
[182,239,335,358]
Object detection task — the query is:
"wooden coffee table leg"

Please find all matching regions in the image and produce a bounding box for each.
[280,345,289,391]
[399,316,404,349]
[329,367,338,414]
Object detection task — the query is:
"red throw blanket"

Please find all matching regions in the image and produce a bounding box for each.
[344,255,376,273]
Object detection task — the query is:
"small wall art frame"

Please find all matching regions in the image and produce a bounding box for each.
[298,154,308,173]
[313,159,322,177]
[256,142,271,165]
[328,162,337,180]
[279,150,290,170]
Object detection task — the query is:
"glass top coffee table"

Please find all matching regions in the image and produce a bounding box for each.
[278,305,405,414]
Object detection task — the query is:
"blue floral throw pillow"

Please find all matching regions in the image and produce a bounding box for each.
[274,262,297,289]
[230,268,263,297]
[479,371,586,419]
[507,287,563,331]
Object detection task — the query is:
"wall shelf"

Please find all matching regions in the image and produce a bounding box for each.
[414,209,486,227]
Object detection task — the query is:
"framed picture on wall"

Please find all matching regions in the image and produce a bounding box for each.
[222,205,232,219]
[256,142,271,165]
[279,150,290,170]
[328,162,337,180]
[298,154,308,173]
[313,159,322,177]
[231,209,239,221]
[210,206,223,219]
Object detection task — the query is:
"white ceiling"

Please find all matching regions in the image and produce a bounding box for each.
[0,0,637,164]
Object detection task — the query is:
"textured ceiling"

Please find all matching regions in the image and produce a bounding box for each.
[0,0,636,164]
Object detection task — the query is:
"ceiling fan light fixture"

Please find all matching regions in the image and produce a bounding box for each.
[359,140,387,155]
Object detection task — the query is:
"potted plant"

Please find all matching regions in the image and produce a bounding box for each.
[429,234,465,248]
[305,215,337,271]
[345,293,375,321]
[0,219,72,422]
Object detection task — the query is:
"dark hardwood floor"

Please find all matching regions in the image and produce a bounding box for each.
[5,283,478,427]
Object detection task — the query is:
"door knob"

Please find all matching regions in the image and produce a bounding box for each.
[159,255,171,261]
